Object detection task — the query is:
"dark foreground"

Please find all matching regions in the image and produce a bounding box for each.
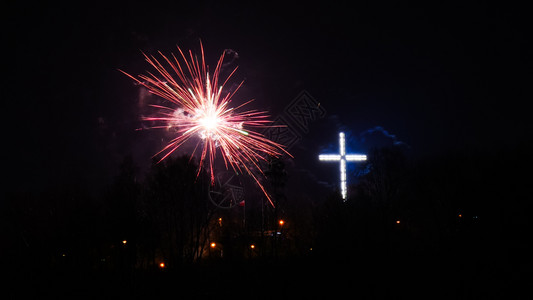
[8,244,530,300]
[5,146,532,299]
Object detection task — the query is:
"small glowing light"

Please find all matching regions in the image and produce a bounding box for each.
[458,214,462,218]
[62,253,66,257]
[210,242,216,248]
[159,262,165,268]
[396,220,401,224]
[122,240,127,245]
[250,244,255,249]
[279,220,284,226]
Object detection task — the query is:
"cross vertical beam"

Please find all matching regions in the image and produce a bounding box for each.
[319,132,367,200]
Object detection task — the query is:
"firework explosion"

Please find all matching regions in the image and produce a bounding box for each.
[121,43,289,206]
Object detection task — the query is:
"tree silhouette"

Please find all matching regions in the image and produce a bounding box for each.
[104,156,141,271]
[143,155,215,266]
[313,147,410,258]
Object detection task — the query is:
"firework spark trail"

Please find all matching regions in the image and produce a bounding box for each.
[121,42,290,207]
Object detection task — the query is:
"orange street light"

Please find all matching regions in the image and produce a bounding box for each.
[210,242,216,248]
[279,220,285,226]
[159,262,165,268]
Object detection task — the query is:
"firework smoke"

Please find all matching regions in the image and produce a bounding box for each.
[121,42,289,206]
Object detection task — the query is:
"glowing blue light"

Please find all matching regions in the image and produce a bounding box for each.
[319,132,367,200]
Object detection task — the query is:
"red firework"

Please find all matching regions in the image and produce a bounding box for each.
[120,42,289,206]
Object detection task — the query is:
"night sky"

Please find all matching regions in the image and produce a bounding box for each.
[5,1,530,194]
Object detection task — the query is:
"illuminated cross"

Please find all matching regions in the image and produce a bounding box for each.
[319,132,367,201]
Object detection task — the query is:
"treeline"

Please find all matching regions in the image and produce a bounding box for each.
[2,142,531,295]
[314,143,531,254]
[4,156,215,276]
